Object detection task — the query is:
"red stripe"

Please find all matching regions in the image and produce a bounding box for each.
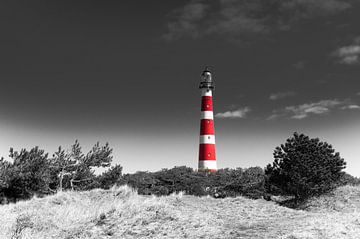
[199,144,216,160]
[200,119,215,135]
[201,96,213,111]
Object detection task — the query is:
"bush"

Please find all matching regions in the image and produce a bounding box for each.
[217,167,265,199]
[120,171,159,195]
[338,173,360,186]
[96,165,123,189]
[265,132,346,201]
[118,166,266,199]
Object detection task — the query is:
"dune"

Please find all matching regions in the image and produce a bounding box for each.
[0,185,359,239]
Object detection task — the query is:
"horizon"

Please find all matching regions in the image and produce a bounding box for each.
[0,0,360,177]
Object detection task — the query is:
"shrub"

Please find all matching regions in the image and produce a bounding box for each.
[218,167,265,199]
[120,171,159,195]
[265,132,346,201]
[188,183,206,196]
[118,166,266,199]
[96,165,123,189]
[338,173,360,186]
[240,167,265,199]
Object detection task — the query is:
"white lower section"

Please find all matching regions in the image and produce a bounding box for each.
[201,89,212,96]
[200,111,214,119]
[199,135,216,144]
[198,160,217,170]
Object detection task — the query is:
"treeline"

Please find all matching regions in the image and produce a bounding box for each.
[0,141,118,203]
[0,138,266,201]
[1,133,360,204]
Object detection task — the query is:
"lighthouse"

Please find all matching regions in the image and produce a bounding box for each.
[198,67,217,172]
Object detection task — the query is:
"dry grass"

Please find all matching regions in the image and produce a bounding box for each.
[0,185,360,239]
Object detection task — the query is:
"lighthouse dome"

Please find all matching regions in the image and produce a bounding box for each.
[201,69,212,82]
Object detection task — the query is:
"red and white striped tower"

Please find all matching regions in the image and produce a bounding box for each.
[198,67,217,172]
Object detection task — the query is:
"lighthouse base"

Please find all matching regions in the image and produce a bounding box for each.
[198,160,217,172]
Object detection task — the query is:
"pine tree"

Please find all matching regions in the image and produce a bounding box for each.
[2,147,51,200]
[265,132,346,201]
[50,140,113,191]
[96,164,123,189]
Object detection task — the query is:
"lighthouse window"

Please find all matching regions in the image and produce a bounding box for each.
[208,136,211,139]
[207,120,210,124]
[206,104,209,108]
[208,153,211,157]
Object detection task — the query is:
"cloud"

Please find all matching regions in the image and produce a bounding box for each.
[333,38,360,65]
[163,0,209,40]
[215,107,251,119]
[268,99,358,120]
[266,114,279,120]
[341,105,360,110]
[164,0,352,40]
[286,103,330,119]
[269,91,296,100]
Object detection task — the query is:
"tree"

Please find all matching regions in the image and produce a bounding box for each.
[265,132,346,201]
[1,147,51,200]
[0,157,10,188]
[0,157,11,202]
[50,140,113,191]
[49,146,76,191]
[96,164,123,189]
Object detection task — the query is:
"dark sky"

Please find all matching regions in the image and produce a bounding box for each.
[1,0,360,176]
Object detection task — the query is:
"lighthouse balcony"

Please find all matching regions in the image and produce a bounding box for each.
[199,82,215,89]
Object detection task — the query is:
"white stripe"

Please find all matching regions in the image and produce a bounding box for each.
[198,160,217,170]
[199,135,215,144]
[201,89,212,96]
[200,111,213,119]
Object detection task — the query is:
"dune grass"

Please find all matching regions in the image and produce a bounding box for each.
[0,185,360,239]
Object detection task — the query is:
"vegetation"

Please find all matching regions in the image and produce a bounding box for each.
[265,132,347,201]
[0,141,113,202]
[339,172,360,186]
[0,140,268,202]
[0,147,51,201]
[49,141,113,191]
[0,133,359,238]
[120,166,265,198]
[1,185,360,239]
[95,164,123,189]
[0,132,358,205]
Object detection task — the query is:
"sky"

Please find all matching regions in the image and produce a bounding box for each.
[0,0,360,176]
